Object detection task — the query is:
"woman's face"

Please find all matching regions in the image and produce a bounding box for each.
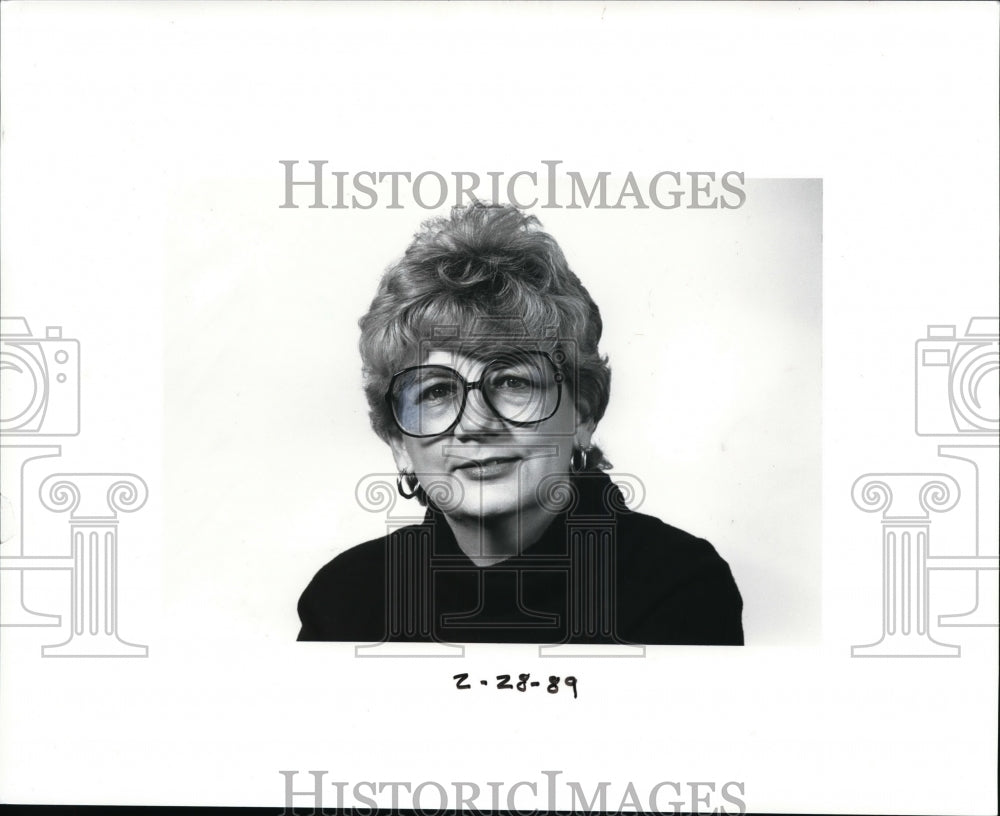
[389,348,593,521]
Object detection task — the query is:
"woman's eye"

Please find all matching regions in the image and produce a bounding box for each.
[419,382,456,402]
[496,376,530,390]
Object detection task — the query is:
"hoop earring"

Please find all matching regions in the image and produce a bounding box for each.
[571,446,592,473]
[396,471,418,499]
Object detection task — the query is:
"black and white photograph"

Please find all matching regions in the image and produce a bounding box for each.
[292,188,818,648]
[0,3,996,814]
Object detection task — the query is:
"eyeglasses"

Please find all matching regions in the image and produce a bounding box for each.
[387,351,564,438]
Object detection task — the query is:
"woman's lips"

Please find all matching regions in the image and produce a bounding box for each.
[453,457,521,480]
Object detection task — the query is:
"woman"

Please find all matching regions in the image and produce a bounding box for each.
[298,203,743,644]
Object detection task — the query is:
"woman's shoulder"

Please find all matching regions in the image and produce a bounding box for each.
[613,509,744,644]
[615,508,736,580]
[296,524,429,641]
[616,505,718,549]
[574,472,735,571]
[302,523,430,587]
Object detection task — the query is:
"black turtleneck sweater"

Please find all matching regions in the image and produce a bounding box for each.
[297,472,744,645]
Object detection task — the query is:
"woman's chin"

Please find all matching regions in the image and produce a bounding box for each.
[451,501,517,523]
[434,467,570,522]
[442,483,522,522]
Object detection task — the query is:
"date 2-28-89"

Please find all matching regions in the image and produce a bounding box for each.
[453,673,578,698]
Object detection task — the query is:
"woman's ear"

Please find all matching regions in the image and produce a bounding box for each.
[388,435,414,473]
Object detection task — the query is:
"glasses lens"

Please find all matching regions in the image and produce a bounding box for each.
[483,355,560,424]
[391,366,464,436]
[389,354,562,436]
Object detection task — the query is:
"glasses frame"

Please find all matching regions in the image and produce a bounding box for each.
[386,350,564,438]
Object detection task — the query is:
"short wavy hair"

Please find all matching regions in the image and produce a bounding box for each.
[358,203,612,467]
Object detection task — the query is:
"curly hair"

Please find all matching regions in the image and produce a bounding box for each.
[358,203,612,468]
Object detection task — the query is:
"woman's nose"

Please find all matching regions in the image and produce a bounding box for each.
[453,387,506,437]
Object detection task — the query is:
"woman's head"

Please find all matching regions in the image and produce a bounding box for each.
[358,203,611,513]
